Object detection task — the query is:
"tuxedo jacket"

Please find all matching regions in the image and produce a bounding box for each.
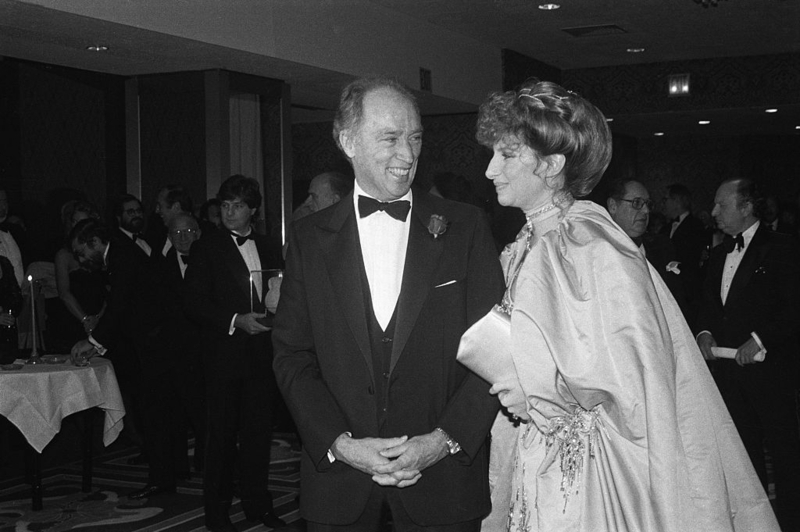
[91,238,163,359]
[696,225,800,385]
[642,232,688,317]
[272,191,505,526]
[151,247,200,371]
[184,229,282,379]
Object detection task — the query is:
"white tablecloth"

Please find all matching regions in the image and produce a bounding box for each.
[0,357,125,453]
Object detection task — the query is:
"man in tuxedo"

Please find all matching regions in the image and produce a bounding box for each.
[272,77,504,531]
[696,178,800,529]
[184,175,285,532]
[127,212,207,499]
[147,184,194,259]
[607,179,687,315]
[113,194,152,258]
[663,184,706,322]
[69,217,161,393]
[293,171,352,221]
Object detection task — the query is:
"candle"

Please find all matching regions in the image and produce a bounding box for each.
[28,274,38,356]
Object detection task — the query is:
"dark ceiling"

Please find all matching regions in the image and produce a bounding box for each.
[1,0,799,138]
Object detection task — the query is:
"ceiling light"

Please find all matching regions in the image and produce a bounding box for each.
[627,48,645,53]
[654,132,665,136]
[538,3,560,10]
[606,118,614,122]
[698,120,710,125]
[86,45,108,52]
[668,74,690,96]
[765,108,778,113]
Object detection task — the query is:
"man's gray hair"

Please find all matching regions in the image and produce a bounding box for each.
[332,77,419,157]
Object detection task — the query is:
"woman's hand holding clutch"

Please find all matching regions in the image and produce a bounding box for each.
[490,380,531,422]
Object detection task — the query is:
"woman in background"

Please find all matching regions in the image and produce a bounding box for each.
[459,79,777,531]
[50,200,107,351]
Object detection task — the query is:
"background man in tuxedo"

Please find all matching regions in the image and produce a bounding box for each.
[293,171,353,221]
[607,179,687,315]
[696,178,800,529]
[147,184,194,259]
[113,194,151,258]
[184,175,285,532]
[272,77,504,531]
[69,218,162,457]
[127,212,207,499]
[663,183,705,322]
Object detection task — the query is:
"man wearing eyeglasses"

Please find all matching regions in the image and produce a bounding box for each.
[127,212,208,500]
[607,179,687,317]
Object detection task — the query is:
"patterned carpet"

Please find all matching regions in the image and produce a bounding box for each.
[0,434,304,532]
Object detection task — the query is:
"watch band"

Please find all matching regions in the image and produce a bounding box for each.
[434,427,461,455]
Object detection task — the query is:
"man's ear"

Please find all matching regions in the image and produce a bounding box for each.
[340,130,356,159]
[607,198,618,216]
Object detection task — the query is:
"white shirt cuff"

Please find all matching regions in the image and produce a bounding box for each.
[87,334,107,356]
[328,432,352,463]
[751,331,766,353]
[696,330,712,343]
[228,314,238,336]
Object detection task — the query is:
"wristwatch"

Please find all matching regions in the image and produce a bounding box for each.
[435,427,462,455]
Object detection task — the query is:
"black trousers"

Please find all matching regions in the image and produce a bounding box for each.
[306,483,481,532]
[140,367,187,486]
[203,369,276,524]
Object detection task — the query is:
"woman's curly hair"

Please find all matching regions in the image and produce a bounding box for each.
[476,79,612,198]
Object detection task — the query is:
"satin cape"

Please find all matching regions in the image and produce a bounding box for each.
[463,201,777,532]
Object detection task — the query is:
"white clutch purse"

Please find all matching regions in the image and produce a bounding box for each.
[457,305,517,386]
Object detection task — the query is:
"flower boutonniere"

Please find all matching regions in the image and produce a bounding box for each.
[427,214,448,239]
[666,261,681,275]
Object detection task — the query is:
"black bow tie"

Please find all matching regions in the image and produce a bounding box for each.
[131,233,141,242]
[179,254,190,265]
[358,196,411,222]
[723,233,744,253]
[230,232,254,246]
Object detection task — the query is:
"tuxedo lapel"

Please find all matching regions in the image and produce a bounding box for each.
[725,226,768,309]
[391,195,442,371]
[221,235,253,306]
[318,197,374,378]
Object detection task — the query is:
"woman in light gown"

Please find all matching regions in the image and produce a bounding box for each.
[458,79,778,531]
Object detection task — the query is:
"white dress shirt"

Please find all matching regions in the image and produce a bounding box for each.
[721,220,759,305]
[228,230,263,335]
[353,181,411,330]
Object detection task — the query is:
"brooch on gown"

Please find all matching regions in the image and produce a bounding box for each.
[543,404,600,511]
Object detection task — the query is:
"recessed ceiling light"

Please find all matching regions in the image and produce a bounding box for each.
[698,120,711,125]
[538,3,561,10]
[606,117,614,122]
[654,132,665,136]
[765,108,778,113]
[627,48,645,53]
[86,45,108,52]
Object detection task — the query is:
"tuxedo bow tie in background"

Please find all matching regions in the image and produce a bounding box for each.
[131,233,141,242]
[230,232,254,246]
[358,195,411,221]
[179,254,189,265]
[723,233,744,253]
